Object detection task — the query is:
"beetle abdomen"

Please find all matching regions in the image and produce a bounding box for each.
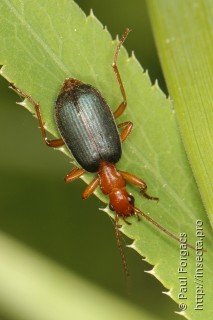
[55,83,121,172]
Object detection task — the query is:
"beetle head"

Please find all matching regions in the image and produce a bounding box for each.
[109,188,135,217]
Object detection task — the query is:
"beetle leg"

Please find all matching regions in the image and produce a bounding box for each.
[112,29,131,119]
[134,211,141,221]
[9,83,64,148]
[117,121,133,142]
[34,103,64,147]
[65,169,99,199]
[120,171,159,201]
[122,216,132,225]
[81,176,100,199]
[64,167,85,183]
[113,102,126,119]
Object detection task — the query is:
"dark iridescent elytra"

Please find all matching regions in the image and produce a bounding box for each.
[55,81,121,172]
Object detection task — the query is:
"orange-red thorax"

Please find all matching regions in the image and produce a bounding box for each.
[98,161,134,217]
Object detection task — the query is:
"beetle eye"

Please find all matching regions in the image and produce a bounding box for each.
[128,195,135,205]
[109,203,115,211]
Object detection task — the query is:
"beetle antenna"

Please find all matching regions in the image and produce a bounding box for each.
[115,214,130,277]
[133,207,206,252]
[113,28,131,65]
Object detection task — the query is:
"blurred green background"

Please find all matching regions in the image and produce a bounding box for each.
[0,1,180,319]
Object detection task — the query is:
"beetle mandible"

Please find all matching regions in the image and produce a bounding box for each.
[10,29,196,275]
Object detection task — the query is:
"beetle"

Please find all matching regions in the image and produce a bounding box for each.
[10,29,197,275]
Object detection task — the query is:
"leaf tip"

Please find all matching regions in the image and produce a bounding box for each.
[0,65,7,77]
[152,78,160,91]
[17,100,27,108]
[151,78,167,99]
[86,7,106,32]
[115,34,119,42]
[99,205,108,214]
[103,25,108,32]
[130,50,136,59]
[89,8,94,18]
[175,310,188,318]
[144,267,156,276]
[154,78,160,89]
[127,240,136,250]
[141,69,152,86]
[162,289,172,297]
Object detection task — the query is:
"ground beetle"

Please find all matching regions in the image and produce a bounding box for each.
[10,29,197,275]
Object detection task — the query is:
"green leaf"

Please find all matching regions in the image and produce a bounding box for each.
[0,1,212,319]
[0,231,156,320]
[147,0,213,227]
[147,0,213,319]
